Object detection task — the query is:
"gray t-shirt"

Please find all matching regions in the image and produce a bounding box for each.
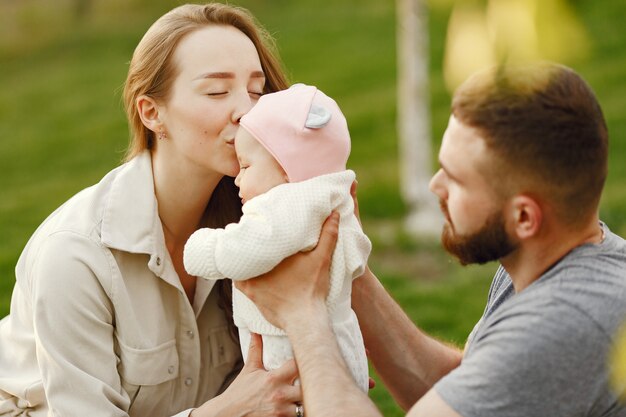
[435,223,626,417]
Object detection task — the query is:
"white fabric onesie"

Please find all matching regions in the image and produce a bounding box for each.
[184,170,371,392]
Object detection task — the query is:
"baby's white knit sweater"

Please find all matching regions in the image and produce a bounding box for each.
[183,170,371,390]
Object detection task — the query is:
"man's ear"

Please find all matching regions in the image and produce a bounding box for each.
[509,195,543,240]
[136,95,163,133]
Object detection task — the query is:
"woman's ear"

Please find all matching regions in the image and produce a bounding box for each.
[136,95,163,133]
[509,195,543,240]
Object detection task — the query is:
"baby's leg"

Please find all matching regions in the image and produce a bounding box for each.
[332,311,369,392]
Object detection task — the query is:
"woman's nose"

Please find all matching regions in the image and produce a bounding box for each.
[232,90,254,123]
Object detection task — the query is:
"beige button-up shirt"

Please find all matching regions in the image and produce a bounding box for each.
[0,151,242,416]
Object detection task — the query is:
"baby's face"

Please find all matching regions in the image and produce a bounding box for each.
[234,128,288,205]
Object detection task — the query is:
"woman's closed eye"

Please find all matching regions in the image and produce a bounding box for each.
[205,91,262,98]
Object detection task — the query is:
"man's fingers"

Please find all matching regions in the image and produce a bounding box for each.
[317,212,340,257]
[350,180,362,224]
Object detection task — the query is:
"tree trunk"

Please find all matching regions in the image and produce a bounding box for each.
[396,0,442,237]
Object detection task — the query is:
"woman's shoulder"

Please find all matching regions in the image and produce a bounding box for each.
[17,158,144,270]
[32,152,155,241]
[32,161,130,240]
[17,153,156,288]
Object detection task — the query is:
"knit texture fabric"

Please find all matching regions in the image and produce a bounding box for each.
[183,170,371,391]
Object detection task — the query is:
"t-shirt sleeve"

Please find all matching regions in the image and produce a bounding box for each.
[434,298,611,417]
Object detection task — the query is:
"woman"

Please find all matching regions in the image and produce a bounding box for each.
[0,3,305,416]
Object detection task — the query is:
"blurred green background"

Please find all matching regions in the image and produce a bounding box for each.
[1,0,625,415]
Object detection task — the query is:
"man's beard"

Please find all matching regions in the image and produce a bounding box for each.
[440,199,518,265]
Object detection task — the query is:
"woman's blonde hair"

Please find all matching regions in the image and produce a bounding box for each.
[123,3,289,160]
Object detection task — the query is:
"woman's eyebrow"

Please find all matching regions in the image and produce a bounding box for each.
[194,72,234,80]
[194,70,265,80]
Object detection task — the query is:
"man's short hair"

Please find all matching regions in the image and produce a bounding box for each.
[452,62,608,226]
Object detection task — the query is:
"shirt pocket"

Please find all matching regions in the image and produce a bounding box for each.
[116,336,179,412]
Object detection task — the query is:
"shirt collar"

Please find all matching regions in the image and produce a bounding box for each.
[100,150,164,257]
[99,150,219,305]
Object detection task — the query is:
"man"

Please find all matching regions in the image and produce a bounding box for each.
[239,62,626,417]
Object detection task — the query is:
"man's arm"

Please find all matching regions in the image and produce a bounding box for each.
[284,296,382,417]
[407,389,462,417]
[237,213,378,415]
[348,180,462,409]
[352,268,463,410]
[239,214,463,417]
[270,283,462,417]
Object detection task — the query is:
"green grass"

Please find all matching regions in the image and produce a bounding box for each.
[1,0,625,415]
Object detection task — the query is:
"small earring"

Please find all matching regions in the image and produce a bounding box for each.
[158,130,167,140]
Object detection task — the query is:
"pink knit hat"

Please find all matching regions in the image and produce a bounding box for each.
[239,84,351,182]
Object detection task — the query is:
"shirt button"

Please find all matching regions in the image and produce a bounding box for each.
[168,365,175,374]
[185,377,193,386]
[186,330,194,339]
[156,256,161,266]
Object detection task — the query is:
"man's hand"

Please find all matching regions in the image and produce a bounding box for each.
[236,212,340,330]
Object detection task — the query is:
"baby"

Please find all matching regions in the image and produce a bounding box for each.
[183,83,371,392]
